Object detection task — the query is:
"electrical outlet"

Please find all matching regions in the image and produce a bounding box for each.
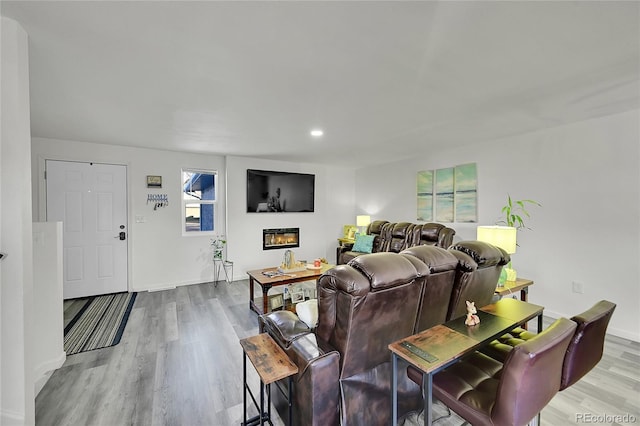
[572,281,584,294]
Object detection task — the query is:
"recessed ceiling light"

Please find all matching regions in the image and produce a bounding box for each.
[310,129,324,137]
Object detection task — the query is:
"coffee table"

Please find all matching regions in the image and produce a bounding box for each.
[246,263,332,315]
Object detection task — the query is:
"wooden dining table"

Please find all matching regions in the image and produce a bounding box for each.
[389,298,544,426]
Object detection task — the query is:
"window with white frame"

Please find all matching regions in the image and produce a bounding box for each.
[182,169,217,234]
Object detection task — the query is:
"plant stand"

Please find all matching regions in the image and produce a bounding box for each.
[213,258,233,286]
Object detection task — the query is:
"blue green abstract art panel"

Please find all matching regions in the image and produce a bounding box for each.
[417,170,433,221]
[435,168,454,222]
[455,163,477,222]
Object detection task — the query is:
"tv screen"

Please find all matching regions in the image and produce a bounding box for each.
[247,169,315,213]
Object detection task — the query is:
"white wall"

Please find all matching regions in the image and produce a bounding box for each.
[225,156,355,279]
[355,109,640,341]
[31,138,227,292]
[32,222,65,396]
[1,17,35,425]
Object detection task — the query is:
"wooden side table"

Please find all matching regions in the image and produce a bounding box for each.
[239,333,298,426]
[495,277,533,302]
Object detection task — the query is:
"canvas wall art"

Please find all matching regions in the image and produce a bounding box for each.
[417,163,477,223]
[454,163,477,222]
[417,170,434,221]
[435,167,454,222]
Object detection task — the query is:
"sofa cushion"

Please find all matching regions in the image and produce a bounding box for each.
[352,233,375,253]
[348,252,428,290]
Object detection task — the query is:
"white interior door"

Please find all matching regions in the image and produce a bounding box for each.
[46,160,128,299]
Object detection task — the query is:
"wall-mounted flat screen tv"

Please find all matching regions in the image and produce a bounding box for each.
[247,169,315,213]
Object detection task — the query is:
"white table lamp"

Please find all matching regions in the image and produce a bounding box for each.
[477,225,517,285]
[356,215,371,236]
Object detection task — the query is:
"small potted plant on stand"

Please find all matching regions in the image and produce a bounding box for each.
[211,235,227,260]
[211,235,232,285]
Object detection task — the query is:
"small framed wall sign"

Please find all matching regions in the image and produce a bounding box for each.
[146,175,162,188]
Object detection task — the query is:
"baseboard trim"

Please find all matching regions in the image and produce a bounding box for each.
[138,277,222,293]
[34,351,66,396]
[147,286,176,292]
[1,408,25,425]
[544,309,639,342]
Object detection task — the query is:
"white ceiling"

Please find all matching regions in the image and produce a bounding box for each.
[2,1,639,168]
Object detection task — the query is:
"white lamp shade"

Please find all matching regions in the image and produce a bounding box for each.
[477,226,517,254]
[356,215,371,227]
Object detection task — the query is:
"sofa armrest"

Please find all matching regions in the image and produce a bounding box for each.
[259,310,312,348]
[336,243,355,264]
[288,334,341,426]
[261,311,341,426]
[339,242,354,251]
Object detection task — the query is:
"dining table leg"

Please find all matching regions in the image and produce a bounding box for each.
[261,282,272,315]
[392,353,398,426]
[423,372,433,425]
[538,313,543,333]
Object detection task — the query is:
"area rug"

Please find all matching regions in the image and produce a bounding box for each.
[64,292,137,355]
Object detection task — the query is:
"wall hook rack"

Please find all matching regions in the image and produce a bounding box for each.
[147,193,168,210]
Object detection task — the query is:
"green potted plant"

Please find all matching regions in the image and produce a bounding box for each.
[495,195,541,283]
[498,195,541,231]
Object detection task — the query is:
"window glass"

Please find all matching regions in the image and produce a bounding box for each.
[182,169,217,234]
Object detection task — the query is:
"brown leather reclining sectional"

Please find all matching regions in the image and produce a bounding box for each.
[337,220,456,265]
[259,240,510,426]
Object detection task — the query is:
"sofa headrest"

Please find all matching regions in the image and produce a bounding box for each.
[448,250,477,272]
[418,223,444,241]
[367,220,388,235]
[400,245,458,273]
[391,222,413,238]
[346,252,428,290]
[449,240,510,267]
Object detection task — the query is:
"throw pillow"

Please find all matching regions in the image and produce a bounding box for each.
[352,233,375,253]
[296,299,318,329]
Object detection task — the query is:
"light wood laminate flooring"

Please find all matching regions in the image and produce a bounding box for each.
[39,281,639,425]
